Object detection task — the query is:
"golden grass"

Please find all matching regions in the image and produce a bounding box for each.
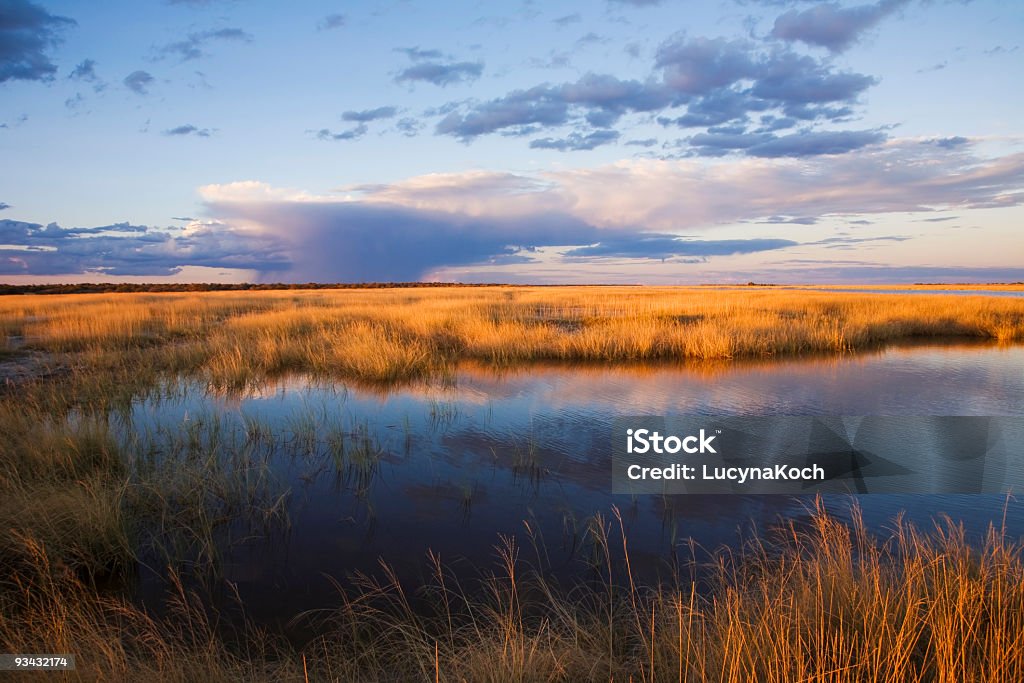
[2,499,1023,681]
[2,287,1023,680]
[2,286,1022,387]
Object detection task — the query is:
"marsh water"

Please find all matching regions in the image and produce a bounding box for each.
[121,341,1024,632]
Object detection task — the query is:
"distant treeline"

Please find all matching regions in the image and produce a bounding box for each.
[2,281,1018,295]
[0,282,533,295]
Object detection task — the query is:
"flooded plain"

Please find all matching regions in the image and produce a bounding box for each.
[119,341,1024,631]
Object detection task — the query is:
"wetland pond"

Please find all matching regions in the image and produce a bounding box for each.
[118,340,1024,634]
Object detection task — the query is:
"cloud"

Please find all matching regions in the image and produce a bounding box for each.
[609,0,664,6]
[771,0,909,53]
[10,140,1017,283]
[805,235,910,248]
[68,58,97,81]
[752,216,819,226]
[530,129,621,151]
[342,106,398,122]
[396,60,483,86]
[164,124,212,137]
[199,190,612,281]
[563,237,797,259]
[158,27,252,62]
[655,35,758,95]
[749,53,876,104]
[436,73,671,140]
[625,138,658,147]
[435,33,876,152]
[689,128,887,158]
[553,13,582,28]
[576,32,610,48]
[396,117,424,137]
[198,184,796,280]
[123,70,154,94]
[436,86,570,139]
[923,136,969,149]
[317,14,346,31]
[314,124,368,141]
[0,0,75,83]
[177,141,1024,281]
[0,203,10,211]
[395,47,445,61]
[737,265,1024,285]
[339,141,1024,232]
[659,89,766,129]
[0,219,287,277]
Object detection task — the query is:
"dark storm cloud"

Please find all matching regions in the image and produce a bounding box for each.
[317,14,346,31]
[193,188,825,282]
[158,27,252,62]
[0,0,75,83]
[0,219,287,277]
[770,0,909,53]
[164,124,212,137]
[530,129,621,151]
[204,200,612,282]
[395,60,484,86]
[123,70,154,94]
[342,106,398,122]
[563,237,798,259]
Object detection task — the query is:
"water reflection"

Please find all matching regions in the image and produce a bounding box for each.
[123,341,1024,629]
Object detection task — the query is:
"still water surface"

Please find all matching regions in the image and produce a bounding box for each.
[124,341,1024,629]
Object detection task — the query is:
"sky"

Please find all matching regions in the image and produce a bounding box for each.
[0,0,1022,284]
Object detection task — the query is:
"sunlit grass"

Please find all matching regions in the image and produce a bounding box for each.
[2,287,1021,387]
[1,286,1023,680]
[2,498,1023,681]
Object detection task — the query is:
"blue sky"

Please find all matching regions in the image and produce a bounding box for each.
[1,0,1022,283]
